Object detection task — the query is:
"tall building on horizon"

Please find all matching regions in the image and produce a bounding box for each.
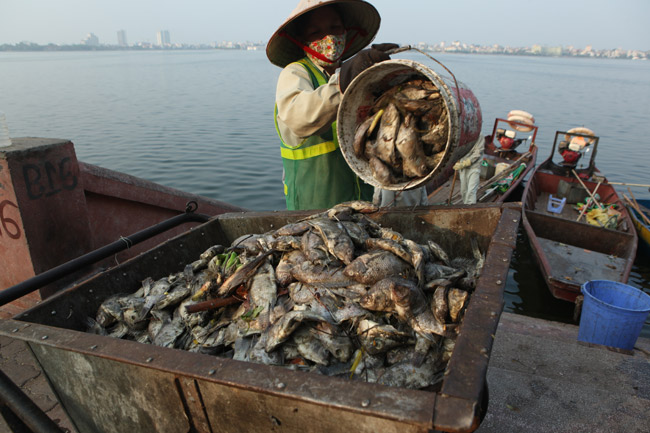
[117,30,127,47]
[82,33,99,46]
[156,30,170,46]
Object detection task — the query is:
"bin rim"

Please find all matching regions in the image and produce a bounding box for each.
[581,280,650,313]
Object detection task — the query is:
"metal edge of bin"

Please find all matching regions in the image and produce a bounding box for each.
[0,204,519,433]
[433,204,521,432]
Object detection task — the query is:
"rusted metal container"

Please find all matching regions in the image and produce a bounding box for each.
[0,204,521,433]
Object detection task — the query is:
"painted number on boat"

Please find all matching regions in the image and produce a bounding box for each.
[22,157,78,200]
[0,200,20,239]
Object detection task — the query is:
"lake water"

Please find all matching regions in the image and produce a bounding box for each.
[1,50,649,336]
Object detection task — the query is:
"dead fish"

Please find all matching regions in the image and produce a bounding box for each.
[359,278,400,313]
[122,297,149,331]
[353,115,375,158]
[264,309,330,353]
[108,322,129,339]
[365,238,411,264]
[390,278,428,321]
[152,313,186,348]
[340,221,370,248]
[291,260,354,288]
[257,234,301,252]
[425,153,444,170]
[301,229,330,264]
[376,226,404,242]
[247,259,277,329]
[423,262,465,285]
[140,277,173,320]
[96,294,125,328]
[403,239,426,287]
[448,288,468,323]
[471,237,485,278]
[249,334,283,366]
[293,327,330,365]
[395,98,437,117]
[178,297,208,329]
[357,319,411,355]
[276,250,306,287]
[288,282,318,305]
[154,281,192,311]
[427,240,450,266]
[327,284,368,302]
[364,138,378,161]
[344,250,411,285]
[410,309,455,340]
[375,102,400,167]
[312,322,354,363]
[328,300,369,324]
[432,286,448,323]
[274,221,311,237]
[230,234,264,254]
[369,156,395,185]
[200,245,224,262]
[232,336,254,362]
[395,114,428,178]
[330,200,380,215]
[398,86,432,100]
[412,333,436,367]
[377,352,444,389]
[86,317,107,336]
[441,338,456,362]
[308,218,355,265]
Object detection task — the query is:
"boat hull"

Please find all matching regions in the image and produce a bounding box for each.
[521,166,637,302]
[627,199,650,255]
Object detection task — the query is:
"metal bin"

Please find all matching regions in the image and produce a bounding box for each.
[0,204,521,433]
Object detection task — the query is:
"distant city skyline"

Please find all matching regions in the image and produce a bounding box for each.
[1,0,648,51]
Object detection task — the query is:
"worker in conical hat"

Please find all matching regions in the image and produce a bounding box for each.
[268,0,399,210]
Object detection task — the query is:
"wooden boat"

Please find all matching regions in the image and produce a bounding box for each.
[428,117,538,204]
[521,129,638,302]
[625,197,650,255]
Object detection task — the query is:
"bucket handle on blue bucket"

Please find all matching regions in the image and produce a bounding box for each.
[385,45,464,118]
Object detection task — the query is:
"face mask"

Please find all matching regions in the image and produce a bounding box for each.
[305,33,346,68]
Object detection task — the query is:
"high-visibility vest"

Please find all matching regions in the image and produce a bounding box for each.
[274,57,373,210]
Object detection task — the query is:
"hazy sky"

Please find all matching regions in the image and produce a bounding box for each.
[1,0,648,50]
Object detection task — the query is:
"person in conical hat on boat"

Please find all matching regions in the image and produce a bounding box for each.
[268,0,412,210]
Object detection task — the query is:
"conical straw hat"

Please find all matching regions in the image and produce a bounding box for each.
[266,0,380,68]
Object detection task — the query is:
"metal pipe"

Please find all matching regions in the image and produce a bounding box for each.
[0,369,63,432]
[0,207,211,307]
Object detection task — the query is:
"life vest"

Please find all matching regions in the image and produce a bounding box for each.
[274,57,373,210]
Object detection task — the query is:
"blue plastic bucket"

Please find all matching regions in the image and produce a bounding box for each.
[578,280,650,350]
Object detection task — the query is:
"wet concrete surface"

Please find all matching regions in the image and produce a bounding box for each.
[0,312,648,433]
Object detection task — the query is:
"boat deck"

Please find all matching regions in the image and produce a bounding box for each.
[2,312,648,432]
[533,190,585,221]
[537,237,629,284]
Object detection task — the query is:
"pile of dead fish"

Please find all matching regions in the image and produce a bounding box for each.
[353,78,449,186]
[88,201,484,390]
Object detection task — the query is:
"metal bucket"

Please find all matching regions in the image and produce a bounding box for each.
[337,59,482,191]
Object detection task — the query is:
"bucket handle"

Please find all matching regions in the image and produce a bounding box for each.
[386,45,464,119]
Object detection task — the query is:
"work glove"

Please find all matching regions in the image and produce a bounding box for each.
[453,159,472,171]
[339,43,400,93]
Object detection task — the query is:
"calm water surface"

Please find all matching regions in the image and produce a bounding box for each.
[1,50,648,335]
